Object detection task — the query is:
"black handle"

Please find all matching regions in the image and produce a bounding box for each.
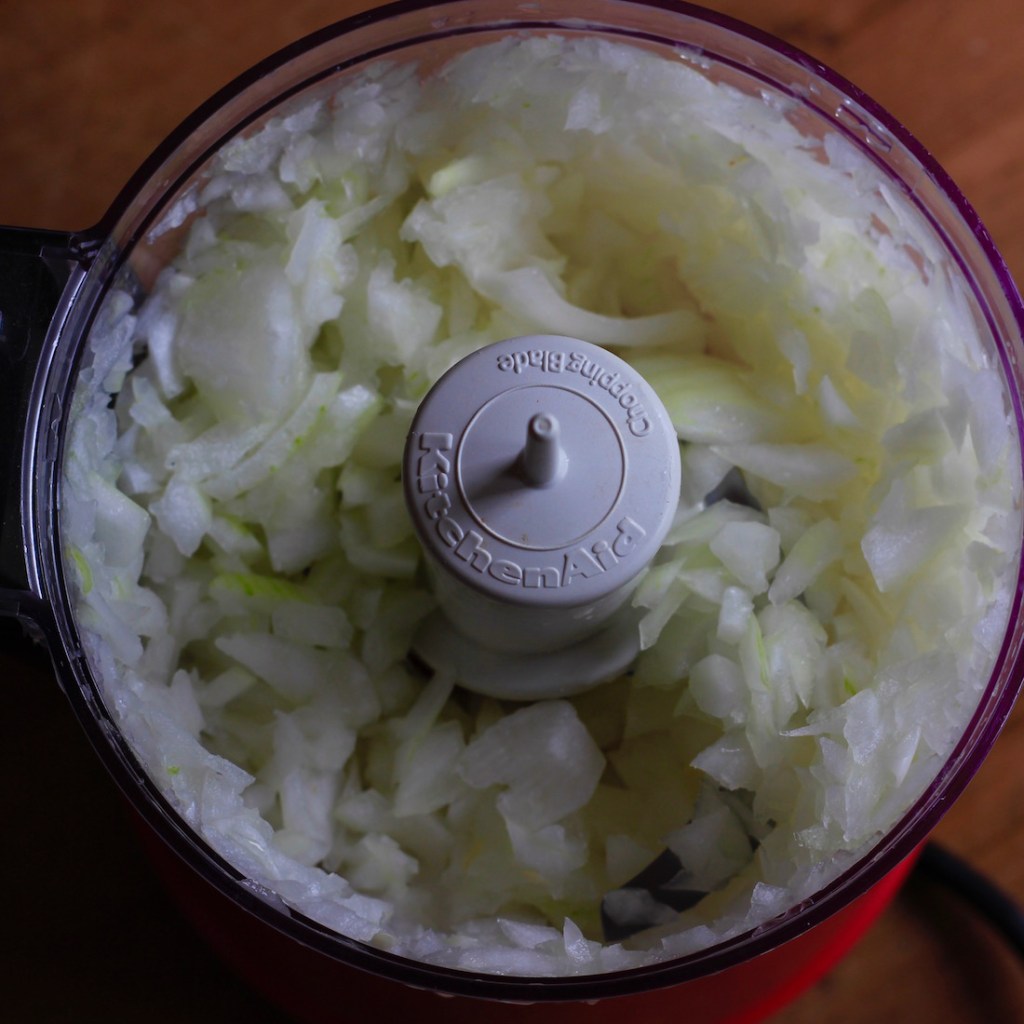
[0,226,83,626]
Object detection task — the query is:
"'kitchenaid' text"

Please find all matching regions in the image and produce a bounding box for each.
[414,432,646,586]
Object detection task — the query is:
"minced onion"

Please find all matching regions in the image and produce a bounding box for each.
[63,34,1021,975]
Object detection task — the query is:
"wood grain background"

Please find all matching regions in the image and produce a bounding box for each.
[2,2,1023,1021]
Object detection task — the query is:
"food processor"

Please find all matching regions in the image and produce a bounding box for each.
[3,2,1024,1022]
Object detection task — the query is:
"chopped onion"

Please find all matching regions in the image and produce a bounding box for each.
[63,33,1021,977]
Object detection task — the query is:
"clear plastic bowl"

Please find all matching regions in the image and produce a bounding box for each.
[2,2,1023,1021]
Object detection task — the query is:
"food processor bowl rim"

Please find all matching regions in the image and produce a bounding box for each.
[35,0,1024,1002]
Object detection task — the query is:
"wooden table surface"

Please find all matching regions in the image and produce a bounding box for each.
[2,2,1024,1021]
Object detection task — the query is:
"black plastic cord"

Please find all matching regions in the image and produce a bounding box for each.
[915,841,1024,961]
